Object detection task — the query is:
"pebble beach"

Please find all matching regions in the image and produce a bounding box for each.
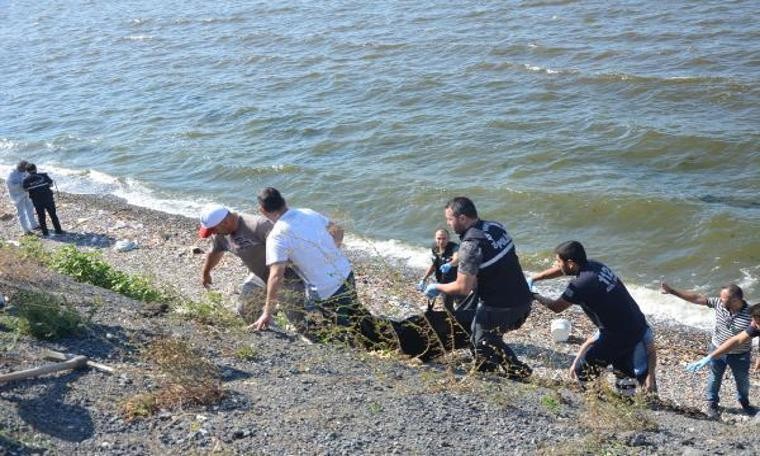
[1,185,759,455]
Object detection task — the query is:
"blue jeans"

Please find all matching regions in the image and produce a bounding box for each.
[705,344,750,405]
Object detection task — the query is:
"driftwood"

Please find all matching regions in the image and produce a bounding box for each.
[42,349,115,374]
[0,351,116,383]
[0,355,88,383]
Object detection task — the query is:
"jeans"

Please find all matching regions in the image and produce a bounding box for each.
[705,344,750,405]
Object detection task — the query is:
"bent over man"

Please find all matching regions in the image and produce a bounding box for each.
[531,241,656,394]
[252,187,369,343]
[424,197,533,379]
[199,206,302,321]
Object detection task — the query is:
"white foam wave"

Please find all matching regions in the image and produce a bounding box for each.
[522,63,572,75]
[0,160,735,330]
[0,138,20,151]
[0,163,209,219]
[125,35,152,42]
[345,234,715,330]
[344,236,431,271]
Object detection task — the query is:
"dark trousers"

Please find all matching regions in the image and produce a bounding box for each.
[32,199,62,235]
[471,303,531,371]
[313,273,377,346]
[575,333,643,384]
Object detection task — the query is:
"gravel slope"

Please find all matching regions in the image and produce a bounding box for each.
[1,185,759,455]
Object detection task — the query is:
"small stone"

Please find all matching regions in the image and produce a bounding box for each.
[628,433,648,447]
[192,246,204,255]
[0,213,13,221]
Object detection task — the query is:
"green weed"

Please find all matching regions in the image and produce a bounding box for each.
[49,245,166,302]
[174,291,242,327]
[235,345,257,361]
[12,290,84,340]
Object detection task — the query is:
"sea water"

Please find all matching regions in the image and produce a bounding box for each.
[1,0,758,329]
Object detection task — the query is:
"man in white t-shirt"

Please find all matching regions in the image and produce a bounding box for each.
[251,187,362,336]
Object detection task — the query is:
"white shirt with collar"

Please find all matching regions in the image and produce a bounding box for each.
[266,208,351,300]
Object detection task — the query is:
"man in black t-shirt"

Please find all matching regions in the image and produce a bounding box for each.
[531,241,656,392]
[422,197,533,379]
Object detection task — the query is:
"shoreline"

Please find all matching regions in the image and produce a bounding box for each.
[1,185,759,454]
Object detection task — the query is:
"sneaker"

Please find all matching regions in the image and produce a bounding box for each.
[706,402,720,420]
[739,399,757,416]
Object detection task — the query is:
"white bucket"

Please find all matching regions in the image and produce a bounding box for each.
[550,318,571,342]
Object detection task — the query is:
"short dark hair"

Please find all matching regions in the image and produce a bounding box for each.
[25,163,36,173]
[749,303,760,320]
[722,284,743,300]
[554,241,587,265]
[445,197,478,218]
[258,187,286,213]
[16,160,28,172]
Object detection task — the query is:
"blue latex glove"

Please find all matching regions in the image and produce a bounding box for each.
[686,355,712,373]
[423,283,440,299]
[439,263,453,274]
[526,277,534,292]
[416,279,426,292]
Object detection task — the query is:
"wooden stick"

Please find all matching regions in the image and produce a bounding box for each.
[41,349,116,374]
[0,356,88,383]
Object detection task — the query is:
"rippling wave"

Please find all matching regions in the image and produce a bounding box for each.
[0,0,757,311]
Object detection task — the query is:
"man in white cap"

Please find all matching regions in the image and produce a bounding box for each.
[199,205,297,320]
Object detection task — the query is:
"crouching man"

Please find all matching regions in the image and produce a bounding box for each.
[199,206,303,322]
[424,197,533,379]
[531,241,657,394]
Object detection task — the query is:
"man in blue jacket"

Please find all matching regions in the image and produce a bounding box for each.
[22,163,63,237]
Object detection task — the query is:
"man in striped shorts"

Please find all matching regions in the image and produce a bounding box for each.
[661,282,755,418]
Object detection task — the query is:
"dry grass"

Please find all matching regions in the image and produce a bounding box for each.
[122,338,224,420]
[579,379,658,433]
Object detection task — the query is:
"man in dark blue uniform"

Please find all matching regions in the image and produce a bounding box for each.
[531,241,656,392]
[22,163,63,237]
[423,197,533,379]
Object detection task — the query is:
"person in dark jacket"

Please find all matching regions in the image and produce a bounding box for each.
[423,197,533,379]
[22,163,63,236]
[418,228,462,311]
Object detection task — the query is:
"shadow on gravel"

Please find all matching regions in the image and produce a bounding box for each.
[0,433,43,455]
[220,366,253,383]
[511,342,577,367]
[53,323,137,361]
[1,371,94,442]
[45,231,116,249]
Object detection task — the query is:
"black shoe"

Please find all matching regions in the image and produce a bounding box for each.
[706,402,720,420]
[739,400,757,416]
[54,230,64,235]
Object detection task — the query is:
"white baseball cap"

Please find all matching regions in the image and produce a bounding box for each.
[198,206,229,238]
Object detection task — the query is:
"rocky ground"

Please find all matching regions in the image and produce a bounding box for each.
[0,185,759,455]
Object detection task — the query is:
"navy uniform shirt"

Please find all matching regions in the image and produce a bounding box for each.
[561,259,647,345]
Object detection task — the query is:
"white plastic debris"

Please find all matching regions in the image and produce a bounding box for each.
[550,318,572,342]
[113,240,139,252]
